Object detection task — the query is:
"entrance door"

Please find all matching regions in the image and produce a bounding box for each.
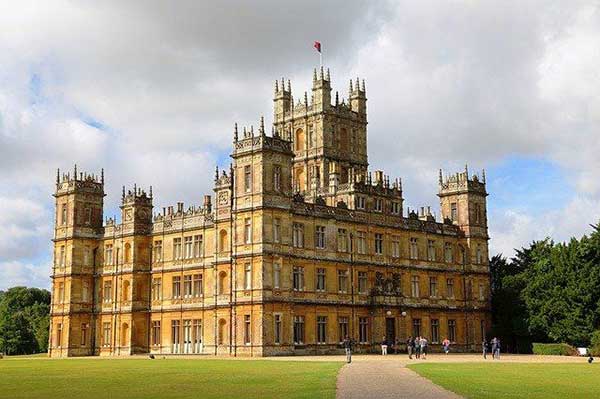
[385,318,396,352]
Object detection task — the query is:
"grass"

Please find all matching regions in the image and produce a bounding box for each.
[0,357,342,399]
[409,362,600,399]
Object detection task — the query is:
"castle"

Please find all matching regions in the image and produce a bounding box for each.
[49,68,490,357]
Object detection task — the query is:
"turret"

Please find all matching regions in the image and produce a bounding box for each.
[312,66,332,111]
[273,78,292,124]
[350,77,367,116]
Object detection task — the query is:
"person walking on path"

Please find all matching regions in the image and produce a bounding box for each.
[482,339,488,359]
[494,338,501,359]
[407,336,414,359]
[343,335,354,363]
[442,338,450,354]
[491,337,498,359]
[381,336,388,356]
[421,336,428,360]
[415,336,421,359]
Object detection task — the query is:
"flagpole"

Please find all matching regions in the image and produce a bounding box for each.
[320,51,322,68]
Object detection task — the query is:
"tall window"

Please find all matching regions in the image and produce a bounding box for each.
[184,236,193,259]
[172,276,181,299]
[102,322,111,346]
[153,240,162,262]
[104,244,113,266]
[57,282,65,303]
[316,316,327,344]
[292,223,304,248]
[193,319,202,353]
[244,263,252,290]
[85,207,92,224]
[356,196,366,210]
[183,320,192,354]
[80,323,88,346]
[338,316,349,342]
[273,165,281,191]
[356,231,366,254]
[337,229,348,252]
[315,226,326,249]
[292,266,305,291]
[337,269,349,293]
[183,275,192,298]
[358,271,368,294]
[274,314,282,344]
[193,274,203,297]
[474,203,481,224]
[448,319,456,342]
[391,201,401,215]
[392,236,400,258]
[446,278,455,298]
[316,268,326,292]
[450,203,457,221]
[411,276,420,297]
[374,233,383,255]
[431,319,440,343]
[410,238,418,260]
[293,315,305,344]
[173,238,182,260]
[427,240,436,261]
[429,277,438,297]
[359,317,369,343]
[61,204,67,225]
[82,280,90,302]
[152,321,161,346]
[412,319,421,337]
[479,282,486,300]
[476,245,483,264]
[244,315,251,345]
[152,278,162,301]
[273,218,281,243]
[171,320,180,353]
[273,263,281,289]
[244,165,252,192]
[103,280,112,303]
[444,243,454,263]
[374,198,383,212]
[244,218,252,244]
[83,247,90,266]
[193,235,203,258]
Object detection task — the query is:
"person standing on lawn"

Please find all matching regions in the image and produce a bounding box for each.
[421,336,428,359]
[442,338,450,354]
[482,339,488,359]
[343,335,354,363]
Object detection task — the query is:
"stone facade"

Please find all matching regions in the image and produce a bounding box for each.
[49,68,491,357]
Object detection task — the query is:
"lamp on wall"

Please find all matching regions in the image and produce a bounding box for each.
[386,310,392,316]
[401,311,407,317]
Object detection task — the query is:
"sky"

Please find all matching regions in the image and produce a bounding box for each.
[1,1,600,290]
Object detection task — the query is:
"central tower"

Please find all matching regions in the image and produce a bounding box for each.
[273,67,368,197]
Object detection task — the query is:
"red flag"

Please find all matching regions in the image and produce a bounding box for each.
[314,41,321,53]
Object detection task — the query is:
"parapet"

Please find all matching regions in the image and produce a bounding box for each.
[55,165,104,196]
[438,166,487,196]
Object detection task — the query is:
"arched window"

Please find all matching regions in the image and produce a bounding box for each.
[218,271,227,295]
[122,280,130,302]
[121,323,129,346]
[218,319,227,345]
[124,243,131,263]
[295,128,305,151]
[295,167,305,192]
[219,230,228,252]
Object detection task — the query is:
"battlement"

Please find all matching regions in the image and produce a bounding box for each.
[214,166,232,189]
[350,169,402,198]
[121,184,152,206]
[438,166,487,196]
[54,165,104,196]
[233,117,293,156]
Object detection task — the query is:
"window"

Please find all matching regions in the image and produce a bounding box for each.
[274,314,282,344]
[273,263,281,289]
[57,282,65,303]
[103,280,112,303]
[273,218,281,243]
[184,236,193,259]
[172,276,181,299]
[193,235,203,258]
[273,165,281,191]
[357,231,367,254]
[153,240,162,262]
[218,272,227,295]
[427,240,436,261]
[479,282,486,300]
[183,320,192,354]
[315,226,326,249]
[292,223,304,248]
[80,323,88,346]
[444,243,454,263]
[244,165,252,192]
[61,204,67,225]
[476,245,483,264]
[338,316,349,342]
[446,278,455,298]
[410,238,418,260]
[316,268,326,292]
[337,228,348,252]
[102,322,111,347]
[292,266,305,291]
[356,196,366,210]
[55,323,63,347]
[244,218,252,244]
[193,274,203,297]
[193,319,202,353]
[173,238,182,260]
[152,321,161,346]
[375,198,383,212]
[104,244,113,266]
[184,275,192,298]
[392,237,400,258]
[85,207,92,224]
[152,278,162,301]
[448,320,456,342]
[83,247,90,266]
[431,319,440,343]
[124,243,132,263]
[244,315,251,345]
[358,271,368,294]
[474,203,481,224]
[317,316,327,344]
[412,319,421,337]
[338,269,349,293]
[391,201,401,215]
[293,315,305,344]
[429,277,438,297]
[82,280,90,302]
[244,263,252,290]
[171,320,180,353]
[411,276,420,297]
[374,233,383,255]
[219,230,228,252]
[450,202,457,221]
[359,317,369,343]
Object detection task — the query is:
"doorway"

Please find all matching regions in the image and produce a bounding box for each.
[385,318,396,352]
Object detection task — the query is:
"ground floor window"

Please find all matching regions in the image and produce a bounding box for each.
[431,319,439,343]
[448,319,456,342]
[183,319,192,353]
[80,323,88,346]
[244,315,251,345]
[338,316,349,342]
[359,317,369,343]
[102,322,111,347]
[293,316,305,345]
[172,320,180,353]
[152,321,161,346]
[193,319,202,353]
[317,316,327,344]
[412,318,421,337]
[274,314,282,344]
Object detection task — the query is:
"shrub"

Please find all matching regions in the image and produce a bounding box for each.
[589,331,600,356]
[532,343,577,356]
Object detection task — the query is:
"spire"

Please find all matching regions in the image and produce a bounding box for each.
[286,79,291,92]
[234,123,238,141]
[313,68,317,81]
[149,185,153,198]
[101,168,104,184]
[215,166,219,181]
[349,79,353,95]
[438,169,443,185]
[260,116,265,136]
[319,66,324,80]
[304,91,308,105]
[335,91,339,106]
[326,68,330,81]
[250,125,254,137]
[56,168,60,185]
[122,185,126,201]
[281,77,285,92]
[482,169,486,184]
[465,163,469,178]
[361,79,365,92]
[73,164,78,179]
[355,77,360,90]
[274,79,279,93]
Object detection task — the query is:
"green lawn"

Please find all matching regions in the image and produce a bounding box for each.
[0,358,342,399]
[409,362,600,399]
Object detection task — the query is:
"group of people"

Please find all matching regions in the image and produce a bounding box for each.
[482,337,501,359]
[405,336,431,359]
